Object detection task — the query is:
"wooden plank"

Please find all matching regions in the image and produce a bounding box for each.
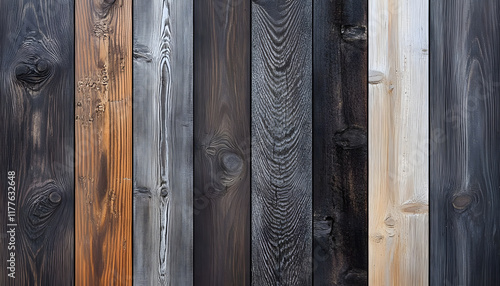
[313,0,368,284]
[133,0,193,284]
[193,0,250,284]
[0,0,74,284]
[251,0,312,284]
[430,1,500,284]
[75,0,132,284]
[368,0,429,284]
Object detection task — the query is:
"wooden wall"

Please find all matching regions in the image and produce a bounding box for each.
[4,0,500,285]
[430,0,500,285]
[0,0,74,284]
[369,0,429,284]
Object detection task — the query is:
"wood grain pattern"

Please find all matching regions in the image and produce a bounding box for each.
[369,0,429,284]
[133,0,193,284]
[75,0,132,284]
[251,0,312,284]
[194,0,250,284]
[313,0,368,284]
[0,0,74,284]
[430,1,500,284]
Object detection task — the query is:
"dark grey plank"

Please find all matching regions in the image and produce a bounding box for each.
[194,0,251,284]
[133,0,193,284]
[0,0,74,284]
[252,0,312,284]
[431,0,500,284]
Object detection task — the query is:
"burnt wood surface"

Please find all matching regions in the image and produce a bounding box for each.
[313,0,368,285]
[0,0,74,284]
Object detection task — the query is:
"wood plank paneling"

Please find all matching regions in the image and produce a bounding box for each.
[369,0,429,284]
[194,0,250,284]
[251,0,312,284]
[0,0,74,284]
[75,0,132,284]
[133,0,193,284]
[313,0,368,284]
[430,1,500,285]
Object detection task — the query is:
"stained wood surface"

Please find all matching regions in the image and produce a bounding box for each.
[133,0,193,284]
[75,0,132,284]
[251,1,312,284]
[369,0,429,284]
[430,1,500,284]
[194,0,250,284]
[313,0,368,284]
[0,0,74,284]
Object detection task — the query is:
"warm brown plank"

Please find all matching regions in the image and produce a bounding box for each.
[194,0,251,285]
[133,0,193,284]
[430,0,500,284]
[0,0,74,284]
[75,0,132,284]
[252,0,313,284]
[313,0,368,284]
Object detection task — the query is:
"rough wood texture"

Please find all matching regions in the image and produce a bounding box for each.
[194,0,250,284]
[313,0,368,284]
[0,0,74,284]
[75,0,132,284]
[133,0,193,284]
[430,1,500,284]
[369,0,429,284]
[252,0,312,284]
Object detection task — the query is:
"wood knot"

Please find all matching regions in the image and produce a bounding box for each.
[314,217,333,237]
[220,151,243,175]
[23,181,63,240]
[15,58,53,91]
[341,25,367,42]
[334,126,367,149]
[452,194,472,212]
[369,70,384,84]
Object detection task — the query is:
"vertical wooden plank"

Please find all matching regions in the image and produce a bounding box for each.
[0,0,74,284]
[75,0,132,284]
[133,0,193,284]
[430,1,500,284]
[194,0,250,284]
[369,0,429,284]
[252,0,312,285]
[313,0,368,284]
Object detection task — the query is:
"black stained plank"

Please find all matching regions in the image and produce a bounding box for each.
[430,0,500,285]
[313,0,368,284]
[194,0,251,285]
[251,0,312,285]
[0,0,74,284]
[133,0,193,284]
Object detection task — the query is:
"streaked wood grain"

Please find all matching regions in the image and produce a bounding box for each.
[430,0,500,284]
[252,0,312,284]
[369,0,429,284]
[194,0,251,284]
[313,0,368,284]
[133,0,193,284]
[75,0,132,284]
[0,0,74,284]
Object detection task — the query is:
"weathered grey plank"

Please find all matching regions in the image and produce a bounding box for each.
[194,0,251,284]
[0,0,74,284]
[251,0,312,284]
[313,0,368,284]
[430,0,500,284]
[133,0,193,284]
